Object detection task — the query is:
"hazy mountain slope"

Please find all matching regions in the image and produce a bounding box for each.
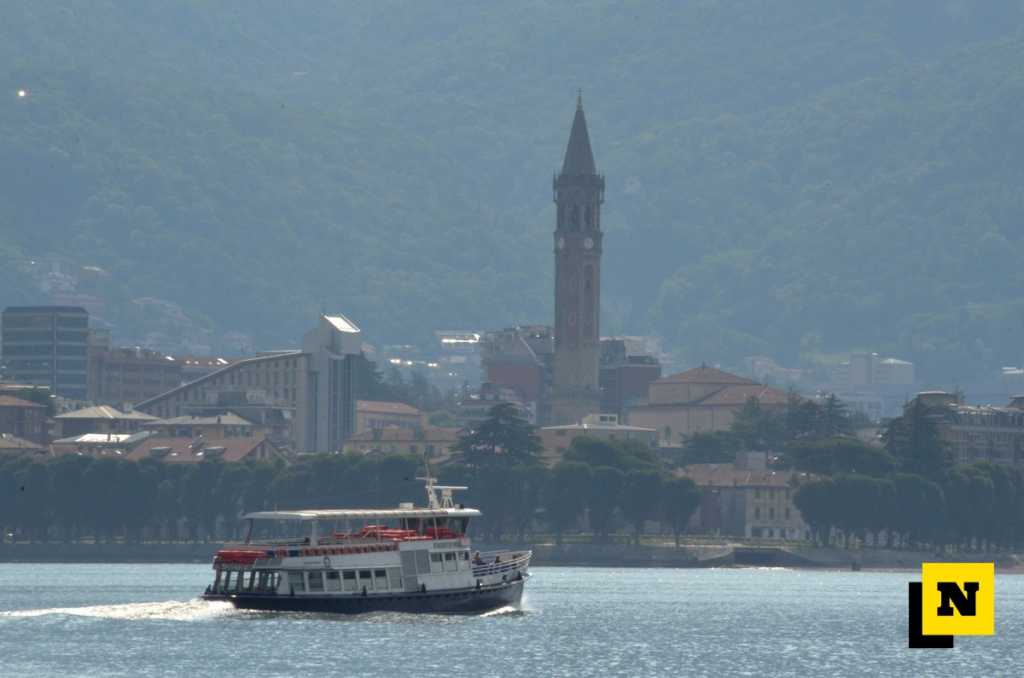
[1,1,1022,379]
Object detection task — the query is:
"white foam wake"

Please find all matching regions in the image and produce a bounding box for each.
[479,605,523,617]
[0,599,237,622]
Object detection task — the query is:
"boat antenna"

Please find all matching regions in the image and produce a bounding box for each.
[416,454,468,509]
[416,454,441,509]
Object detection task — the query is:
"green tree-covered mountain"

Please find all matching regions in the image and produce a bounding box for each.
[2,2,1023,379]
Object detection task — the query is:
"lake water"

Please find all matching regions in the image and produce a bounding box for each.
[0,564,1020,677]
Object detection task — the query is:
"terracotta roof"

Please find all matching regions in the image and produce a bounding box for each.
[0,395,45,409]
[356,400,422,416]
[655,367,757,386]
[699,384,790,407]
[55,406,157,421]
[346,426,459,444]
[127,436,278,463]
[145,413,253,427]
[677,463,811,488]
[0,433,46,452]
[542,423,656,433]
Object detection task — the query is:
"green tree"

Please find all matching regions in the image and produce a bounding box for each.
[883,399,953,478]
[942,466,994,551]
[793,479,837,545]
[13,461,52,542]
[544,462,592,545]
[889,473,945,549]
[620,470,663,545]
[587,465,624,542]
[784,390,821,440]
[678,431,738,465]
[564,436,662,473]
[454,404,542,468]
[662,477,701,546]
[783,437,896,477]
[505,464,547,542]
[50,455,92,542]
[731,397,785,451]
[817,394,853,438]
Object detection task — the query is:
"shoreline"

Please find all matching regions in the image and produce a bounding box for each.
[1,541,1019,572]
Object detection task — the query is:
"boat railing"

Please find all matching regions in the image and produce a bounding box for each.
[471,550,531,578]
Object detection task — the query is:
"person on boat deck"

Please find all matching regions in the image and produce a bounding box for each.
[494,555,501,564]
[302,536,310,545]
[473,551,483,564]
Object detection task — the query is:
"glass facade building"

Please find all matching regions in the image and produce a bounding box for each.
[1,306,90,400]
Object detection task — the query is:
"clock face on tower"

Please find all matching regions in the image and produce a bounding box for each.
[584,237,594,250]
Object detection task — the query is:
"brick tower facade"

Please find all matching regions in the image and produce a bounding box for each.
[550,95,604,425]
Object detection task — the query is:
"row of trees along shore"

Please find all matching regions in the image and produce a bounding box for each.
[0,404,699,545]
[713,392,1024,552]
[791,398,1024,552]
[5,395,1022,552]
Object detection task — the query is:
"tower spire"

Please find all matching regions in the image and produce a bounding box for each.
[561,94,596,176]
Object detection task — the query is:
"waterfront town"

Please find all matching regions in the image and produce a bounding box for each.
[2,100,1023,554]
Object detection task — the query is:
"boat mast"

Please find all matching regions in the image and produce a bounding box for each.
[416,457,468,509]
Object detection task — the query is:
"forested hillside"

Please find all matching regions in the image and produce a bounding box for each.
[2,1,1023,379]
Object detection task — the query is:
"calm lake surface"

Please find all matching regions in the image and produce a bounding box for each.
[0,564,1020,677]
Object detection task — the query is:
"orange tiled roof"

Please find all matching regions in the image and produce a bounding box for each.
[0,433,45,451]
[699,384,790,407]
[346,426,459,444]
[356,400,422,416]
[654,367,757,386]
[0,395,45,409]
[126,436,274,463]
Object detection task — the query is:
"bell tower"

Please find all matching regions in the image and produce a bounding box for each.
[551,94,604,425]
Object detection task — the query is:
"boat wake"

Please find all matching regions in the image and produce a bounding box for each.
[479,605,525,618]
[0,599,238,622]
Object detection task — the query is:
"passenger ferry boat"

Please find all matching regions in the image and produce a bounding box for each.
[202,477,530,614]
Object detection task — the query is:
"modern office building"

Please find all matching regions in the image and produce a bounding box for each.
[136,313,362,453]
[88,343,184,406]
[1,306,90,400]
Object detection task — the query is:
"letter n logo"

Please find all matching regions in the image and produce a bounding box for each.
[921,563,995,637]
[936,581,978,617]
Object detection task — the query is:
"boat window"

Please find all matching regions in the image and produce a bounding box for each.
[430,553,443,563]
[444,552,457,572]
[387,567,402,590]
[308,571,324,592]
[342,570,357,592]
[461,551,470,560]
[454,518,469,535]
[359,570,373,591]
[221,571,232,592]
[288,571,305,593]
[325,571,341,592]
[374,569,388,590]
